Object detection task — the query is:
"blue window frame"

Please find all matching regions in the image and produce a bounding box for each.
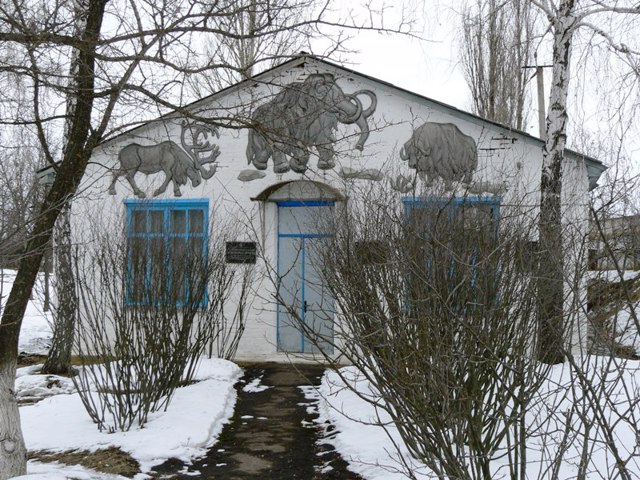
[402,195,500,227]
[125,199,209,307]
[402,196,501,309]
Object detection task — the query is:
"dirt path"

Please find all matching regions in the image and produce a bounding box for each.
[150,363,362,479]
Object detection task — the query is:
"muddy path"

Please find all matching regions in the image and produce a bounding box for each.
[150,363,362,479]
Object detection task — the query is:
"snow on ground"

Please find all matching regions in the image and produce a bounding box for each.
[615,303,640,352]
[587,269,640,283]
[18,358,242,478]
[303,271,640,480]
[1,269,53,355]
[12,461,130,480]
[4,269,243,479]
[10,263,640,479]
[303,369,431,480]
[15,365,76,401]
[306,359,640,480]
[242,374,271,393]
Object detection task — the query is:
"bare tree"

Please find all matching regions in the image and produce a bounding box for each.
[459,0,536,130]
[188,0,315,96]
[460,0,640,363]
[271,179,640,478]
[0,0,413,475]
[0,140,44,270]
[40,203,76,375]
[528,0,640,363]
[41,0,96,376]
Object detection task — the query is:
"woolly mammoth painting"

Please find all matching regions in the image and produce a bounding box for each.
[109,120,220,198]
[400,122,478,188]
[246,73,377,174]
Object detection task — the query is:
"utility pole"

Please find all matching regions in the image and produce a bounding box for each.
[523,61,552,140]
[536,66,546,140]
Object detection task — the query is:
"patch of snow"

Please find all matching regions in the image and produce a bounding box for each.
[305,369,431,480]
[242,375,270,392]
[587,270,640,282]
[4,270,242,478]
[614,304,640,353]
[19,358,242,476]
[14,460,130,480]
[15,367,76,401]
[587,269,640,354]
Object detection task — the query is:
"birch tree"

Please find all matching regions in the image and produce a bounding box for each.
[530,0,640,363]
[0,0,412,476]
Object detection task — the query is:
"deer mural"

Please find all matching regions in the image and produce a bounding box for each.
[109,120,220,198]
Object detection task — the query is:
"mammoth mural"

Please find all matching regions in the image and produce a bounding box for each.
[109,120,220,198]
[246,73,377,174]
[400,122,478,188]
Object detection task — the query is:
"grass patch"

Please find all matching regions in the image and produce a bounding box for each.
[17,354,47,367]
[17,354,115,369]
[29,447,140,478]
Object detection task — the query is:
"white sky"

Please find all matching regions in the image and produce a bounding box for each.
[335,3,540,133]
[346,28,473,112]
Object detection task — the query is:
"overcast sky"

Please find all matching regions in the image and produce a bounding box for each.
[336,3,540,133]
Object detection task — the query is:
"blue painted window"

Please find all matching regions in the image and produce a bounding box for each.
[125,199,209,306]
[402,196,501,308]
[402,195,500,225]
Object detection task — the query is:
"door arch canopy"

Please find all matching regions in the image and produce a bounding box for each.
[252,180,346,203]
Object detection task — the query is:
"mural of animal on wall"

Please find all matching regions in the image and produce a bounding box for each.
[109,120,220,198]
[246,73,377,174]
[400,122,478,188]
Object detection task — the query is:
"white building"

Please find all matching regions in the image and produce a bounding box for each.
[65,55,605,362]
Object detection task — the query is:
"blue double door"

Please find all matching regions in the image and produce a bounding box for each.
[277,201,334,354]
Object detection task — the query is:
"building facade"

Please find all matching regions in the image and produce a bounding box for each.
[68,55,605,362]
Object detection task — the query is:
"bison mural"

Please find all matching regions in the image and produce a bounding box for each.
[400,122,478,188]
[109,120,220,198]
[246,73,377,174]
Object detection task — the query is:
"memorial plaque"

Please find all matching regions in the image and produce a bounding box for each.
[226,241,257,264]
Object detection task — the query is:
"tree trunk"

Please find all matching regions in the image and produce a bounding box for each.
[0,1,105,476]
[537,1,577,364]
[42,204,77,375]
[0,335,26,478]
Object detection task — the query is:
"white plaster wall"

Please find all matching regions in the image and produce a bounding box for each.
[72,57,592,362]
[562,155,591,355]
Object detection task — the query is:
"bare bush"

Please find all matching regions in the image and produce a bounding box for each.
[72,223,252,432]
[271,177,640,479]
[267,181,553,478]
